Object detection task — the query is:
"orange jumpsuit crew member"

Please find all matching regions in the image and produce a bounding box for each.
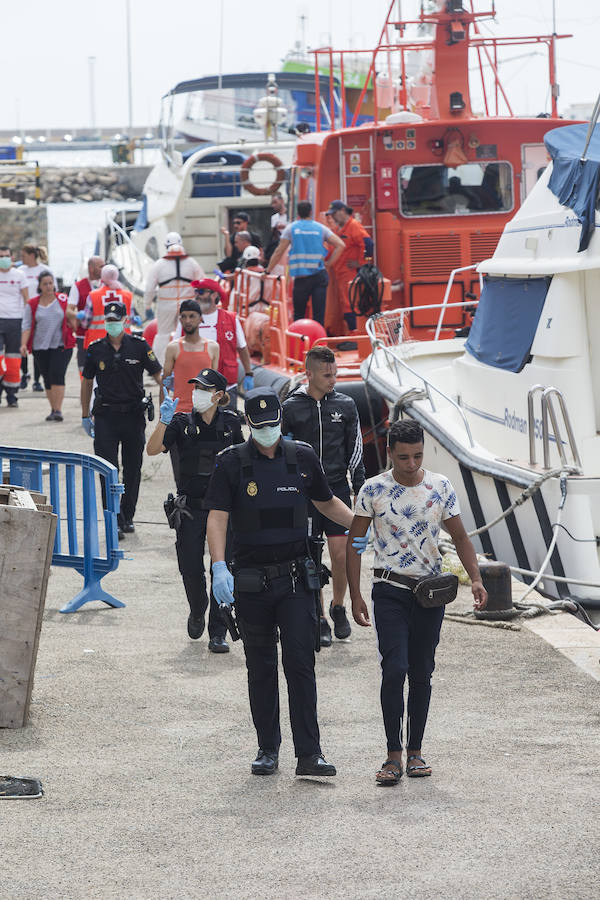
[327,200,373,332]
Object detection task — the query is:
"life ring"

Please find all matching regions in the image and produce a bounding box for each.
[240,152,285,196]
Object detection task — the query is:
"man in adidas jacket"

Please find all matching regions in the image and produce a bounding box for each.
[282,345,365,646]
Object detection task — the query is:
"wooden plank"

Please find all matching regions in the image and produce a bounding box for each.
[0,505,57,728]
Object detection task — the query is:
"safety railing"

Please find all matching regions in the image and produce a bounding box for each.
[366,313,475,448]
[527,385,582,471]
[232,268,369,375]
[104,214,149,295]
[0,446,124,613]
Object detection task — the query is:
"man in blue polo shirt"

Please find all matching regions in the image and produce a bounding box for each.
[265,201,344,325]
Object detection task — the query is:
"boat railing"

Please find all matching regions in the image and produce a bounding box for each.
[232,268,366,375]
[366,313,475,448]
[527,384,583,471]
[105,214,148,291]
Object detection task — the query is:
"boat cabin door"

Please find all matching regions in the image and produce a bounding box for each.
[521,144,551,203]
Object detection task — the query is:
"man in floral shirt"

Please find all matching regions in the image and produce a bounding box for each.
[346,419,487,785]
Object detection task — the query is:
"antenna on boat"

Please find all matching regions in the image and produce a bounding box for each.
[216,0,225,144]
[550,0,560,116]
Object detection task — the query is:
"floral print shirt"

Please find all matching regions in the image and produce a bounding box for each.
[355,469,460,580]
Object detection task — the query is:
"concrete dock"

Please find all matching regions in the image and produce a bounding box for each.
[2,367,599,899]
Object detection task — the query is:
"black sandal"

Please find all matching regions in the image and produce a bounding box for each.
[406,755,432,777]
[375,759,403,785]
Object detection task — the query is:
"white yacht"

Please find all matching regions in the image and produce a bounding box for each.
[363,120,600,620]
[96,72,332,294]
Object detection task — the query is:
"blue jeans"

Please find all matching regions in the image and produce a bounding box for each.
[372,581,444,752]
[292,269,328,325]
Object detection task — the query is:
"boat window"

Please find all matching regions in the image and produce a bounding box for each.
[399,162,513,217]
[465,276,551,373]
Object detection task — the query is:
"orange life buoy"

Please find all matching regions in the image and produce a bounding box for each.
[240,152,285,196]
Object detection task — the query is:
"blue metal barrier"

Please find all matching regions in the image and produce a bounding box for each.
[0,446,125,613]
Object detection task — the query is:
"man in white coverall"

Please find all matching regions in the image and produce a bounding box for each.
[143,232,204,365]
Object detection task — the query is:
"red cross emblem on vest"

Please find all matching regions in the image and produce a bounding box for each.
[225,330,234,341]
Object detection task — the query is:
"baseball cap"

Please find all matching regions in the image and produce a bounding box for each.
[165,231,182,247]
[188,368,227,392]
[104,300,127,321]
[326,199,347,215]
[191,277,227,303]
[245,387,282,427]
[179,298,202,315]
[242,245,261,261]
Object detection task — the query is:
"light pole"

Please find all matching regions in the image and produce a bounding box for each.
[88,56,97,136]
[126,0,133,136]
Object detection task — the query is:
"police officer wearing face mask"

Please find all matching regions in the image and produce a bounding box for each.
[81,300,162,535]
[147,368,243,650]
[205,388,355,777]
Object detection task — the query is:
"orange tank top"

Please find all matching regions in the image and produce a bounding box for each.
[173,338,212,413]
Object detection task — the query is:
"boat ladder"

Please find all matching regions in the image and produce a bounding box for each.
[527,384,582,471]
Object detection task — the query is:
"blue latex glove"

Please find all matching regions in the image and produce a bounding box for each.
[283,433,293,441]
[243,373,254,392]
[145,308,155,321]
[212,561,235,607]
[162,374,174,391]
[131,314,142,327]
[160,388,178,425]
[82,417,95,438]
[76,309,86,321]
[348,526,371,554]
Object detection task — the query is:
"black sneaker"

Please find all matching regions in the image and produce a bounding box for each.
[6,395,18,408]
[208,635,230,654]
[187,614,205,640]
[121,519,135,533]
[319,616,332,648]
[20,374,30,390]
[32,381,44,392]
[329,603,352,640]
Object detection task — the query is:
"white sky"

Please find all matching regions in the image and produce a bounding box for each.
[2,0,599,131]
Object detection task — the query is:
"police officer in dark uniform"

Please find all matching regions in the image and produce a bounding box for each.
[205,387,355,777]
[81,300,162,534]
[146,367,243,651]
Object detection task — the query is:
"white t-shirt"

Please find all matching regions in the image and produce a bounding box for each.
[355,468,460,580]
[271,211,288,230]
[19,264,56,299]
[0,267,27,318]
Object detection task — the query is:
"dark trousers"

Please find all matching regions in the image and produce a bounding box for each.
[372,581,444,753]
[175,506,230,639]
[20,355,40,381]
[33,347,72,388]
[292,269,328,325]
[94,411,145,522]
[236,575,320,758]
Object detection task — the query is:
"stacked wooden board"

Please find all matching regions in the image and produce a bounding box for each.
[0,485,57,728]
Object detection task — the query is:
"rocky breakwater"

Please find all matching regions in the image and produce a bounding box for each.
[18,166,149,204]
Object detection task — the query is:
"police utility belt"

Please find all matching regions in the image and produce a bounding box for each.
[232,556,321,595]
[374,569,458,608]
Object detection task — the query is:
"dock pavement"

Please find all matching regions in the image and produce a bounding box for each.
[1,365,599,900]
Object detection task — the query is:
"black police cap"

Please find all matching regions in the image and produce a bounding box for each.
[188,368,227,392]
[104,300,127,321]
[244,387,282,427]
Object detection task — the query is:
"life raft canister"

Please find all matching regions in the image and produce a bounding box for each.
[240,152,285,196]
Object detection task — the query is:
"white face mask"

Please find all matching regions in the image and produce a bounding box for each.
[192,388,215,413]
[251,424,281,447]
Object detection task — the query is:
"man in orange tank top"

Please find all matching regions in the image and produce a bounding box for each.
[328,200,373,332]
[162,300,219,414]
[161,299,219,487]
